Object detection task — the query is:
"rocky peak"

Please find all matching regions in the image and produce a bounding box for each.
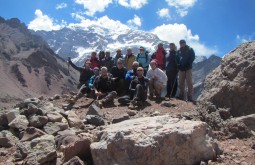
[197,41,255,129]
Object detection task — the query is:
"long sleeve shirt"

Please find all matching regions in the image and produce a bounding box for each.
[146,68,168,86]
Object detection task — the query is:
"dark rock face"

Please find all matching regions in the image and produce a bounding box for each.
[192,55,222,100]
[197,41,255,129]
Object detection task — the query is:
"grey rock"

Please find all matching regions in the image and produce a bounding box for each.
[28,115,48,128]
[86,115,105,127]
[20,127,46,141]
[0,130,19,148]
[6,108,20,123]
[47,111,63,122]
[43,121,69,135]
[112,114,130,124]
[8,115,29,130]
[14,141,31,160]
[91,115,220,165]
[0,111,8,128]
[234,114,255,131]
[160,101,173,107]
[86,103,103,117]
[63,156,85,165]
[67,111,83,128]
[197,41,255,129]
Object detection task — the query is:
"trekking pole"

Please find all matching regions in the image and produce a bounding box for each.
[170,74,177,100]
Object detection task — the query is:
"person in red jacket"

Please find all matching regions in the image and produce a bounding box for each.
[151,43,167,70]
[89,51,100,69]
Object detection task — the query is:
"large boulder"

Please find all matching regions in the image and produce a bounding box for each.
[90,115,220,165]
[197,41,255,129]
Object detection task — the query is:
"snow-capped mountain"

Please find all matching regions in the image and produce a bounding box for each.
[33,25,169,65]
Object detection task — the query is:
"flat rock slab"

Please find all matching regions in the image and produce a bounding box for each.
[91,115,220,165]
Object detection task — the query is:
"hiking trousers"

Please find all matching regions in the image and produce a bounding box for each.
[148,79,165,97]
[178,69,193,99]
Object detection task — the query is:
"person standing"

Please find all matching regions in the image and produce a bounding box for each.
[165,43,178,98]
[124,47,136,70]
[150,43,167,70]
[176,39,195,101]
[114,48,123,65]
[89,51,100,69]
[146,59,168,100]
[136,46,150,75]
[101,50,114,71]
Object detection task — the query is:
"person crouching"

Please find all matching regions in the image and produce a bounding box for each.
[128,67,149,109]
[93,67,117,108]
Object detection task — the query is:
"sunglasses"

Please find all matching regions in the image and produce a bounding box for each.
[101,70,107,73]
[137,70,143,71]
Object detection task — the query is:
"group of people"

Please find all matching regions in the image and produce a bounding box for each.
[67,39,195,109]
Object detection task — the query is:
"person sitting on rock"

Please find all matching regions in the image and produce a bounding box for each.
[125,61,139,94]
[110,58,127,96]
[94,67,117,108]
[67,57,93,103]
[146,59,168,100]
[87,67,100,99]
[101,50,114,71]
[128,67,149,109]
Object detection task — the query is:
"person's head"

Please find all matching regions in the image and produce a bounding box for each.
[150,59,157,70]
[169,43,176,51]
[105,50,111,58]
[139,46,145,54]
[132,61,139,70]
[179,40,186,48]
[91,51,97,57]
[158,42,163,49]
[137,67,144,77]
[116,48,122,55]
[100,67,108,76]
[127,47,132,55]
[99,51,105,59]
[93,67,100,76]
[84,60,91,68]
[117,58,124,69]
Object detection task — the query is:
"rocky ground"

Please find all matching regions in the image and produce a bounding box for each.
[0,94,254,165]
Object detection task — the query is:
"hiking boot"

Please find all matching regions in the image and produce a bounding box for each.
[128,102,137,110]
[187,96,193,102]
[148,94,154,100]
[176,95,184,100]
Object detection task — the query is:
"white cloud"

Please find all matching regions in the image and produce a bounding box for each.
[68,15,130,34]
[165,0,197,17]
[28,9,66,31]
[236,34,255,43]
[74,0,112,16]
[157,8,171,19]
[152,23,218,56]
[56,3,67,10]
[127,15,142,29]
[117,0,148,9]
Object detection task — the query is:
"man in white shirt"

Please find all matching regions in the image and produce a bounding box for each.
[146,59,168,99]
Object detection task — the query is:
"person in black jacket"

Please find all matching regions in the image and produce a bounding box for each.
[94,67,117,108]
[176,40,195,101]
[128,67,148,109]
[110,58,127,96]
[165,43,178,98]
[67,57,93,103]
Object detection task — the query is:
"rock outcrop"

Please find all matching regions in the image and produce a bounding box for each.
[197,41,255,129]
[91,115,220,165]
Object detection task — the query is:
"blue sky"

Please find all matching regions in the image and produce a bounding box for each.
[0,0,255,57]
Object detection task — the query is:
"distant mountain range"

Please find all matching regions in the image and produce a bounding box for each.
[0,17,79,107]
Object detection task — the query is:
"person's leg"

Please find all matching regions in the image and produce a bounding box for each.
[154,81,164,97]
[102,91,117,103]
[166,71,171,97]
[186,69,193,101]
[118,95,131,105]
[148,80,155,97]
[178,71,185,99]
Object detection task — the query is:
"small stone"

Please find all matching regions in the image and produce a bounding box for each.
[0,150,8,156]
